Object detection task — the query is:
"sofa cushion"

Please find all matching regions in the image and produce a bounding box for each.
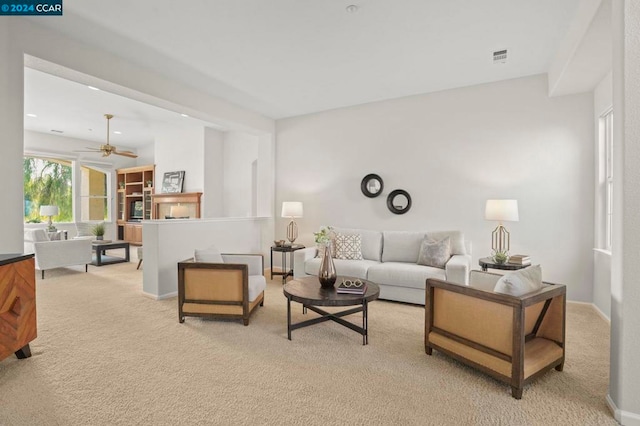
[334,233,363,260]
[426,230,466,255]
[367,262,446,290]
[494,265,543,296]
[194,246,224,263]
[332,227,382,262]
[304,257,378,280]
[417,237,451,269]
[381,231,425,263]
[248,275,267,302]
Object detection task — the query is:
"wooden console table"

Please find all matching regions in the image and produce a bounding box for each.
[0,253,37,361]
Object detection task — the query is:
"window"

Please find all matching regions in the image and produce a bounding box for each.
[23,157,73,223]
[80,165,109,221]
[602,109,614,251]
[24,156,112,223]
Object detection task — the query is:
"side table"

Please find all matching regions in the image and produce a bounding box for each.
[271,244,305,284]
[479,257,529,272]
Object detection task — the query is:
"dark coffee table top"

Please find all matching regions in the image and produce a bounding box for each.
[91,240,130,249]
[284,276,379,307]
[479,257,528,271]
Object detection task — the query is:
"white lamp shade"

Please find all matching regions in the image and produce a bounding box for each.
[485,200,519,222]
[39,205,59,217]
[170,205,189,218]
[281,201,303,218]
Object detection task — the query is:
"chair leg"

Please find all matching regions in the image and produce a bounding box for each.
[555,361,564,372]
[41,270,44,279]
[243,318,249,326]
[511,386,523,399]
[425,345,433,355]
[137,259,143,270]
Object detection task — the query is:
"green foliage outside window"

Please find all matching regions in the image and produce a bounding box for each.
[24,157,73,223]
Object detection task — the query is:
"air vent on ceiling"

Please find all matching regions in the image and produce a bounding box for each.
[493,49,507,64]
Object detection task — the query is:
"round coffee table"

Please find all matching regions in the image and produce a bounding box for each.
[283,276,380,345]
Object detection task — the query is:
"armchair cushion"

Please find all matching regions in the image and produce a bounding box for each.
[195,246,224,263]
[248,275,267,302]
[74,222,94,238]
[494,265,543,296]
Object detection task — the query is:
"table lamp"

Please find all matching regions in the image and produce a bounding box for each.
[485,199,519,253]
[281,201,303,244]
[39,205,59,231]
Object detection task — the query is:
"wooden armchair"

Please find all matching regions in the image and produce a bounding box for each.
[425,270,566,399]
[177,254,266,325]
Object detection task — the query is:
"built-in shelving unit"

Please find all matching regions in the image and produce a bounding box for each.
[116,164,155,245]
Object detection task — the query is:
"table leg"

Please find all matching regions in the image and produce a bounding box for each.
[281,251,287,284]
[95,249,102,266]
[363,300,368,345]
[481,265,488,272]
[287,296,292,340]
[270,247,274,280]
[124,245,130,262]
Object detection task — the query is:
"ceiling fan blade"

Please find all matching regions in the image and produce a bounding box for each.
[113,151,138,158]
[73,148,102,153]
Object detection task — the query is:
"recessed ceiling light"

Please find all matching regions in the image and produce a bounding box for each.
[181,113,189,117]
[113,131,122,135]
[50,129,64,133]
[26,113,37,118]
[346,4,358,13]
[88,86,100,91]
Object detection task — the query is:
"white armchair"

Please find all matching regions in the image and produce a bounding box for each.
[24,229,92,279]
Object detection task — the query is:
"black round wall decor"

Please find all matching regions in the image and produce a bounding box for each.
[361,174,384,198]
[387,189,412,214]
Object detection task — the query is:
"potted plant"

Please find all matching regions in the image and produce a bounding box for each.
[92,222,105,241]
[119,182,125,189]
[492,249,509,264]
[146,180,153,187]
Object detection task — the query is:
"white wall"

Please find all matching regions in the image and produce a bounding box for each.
[154,124,205,194]
[276,74,595,302]
[203,127,225,217]
[609,0,640,422]
[223,131,259,217]
[136,143,155,166]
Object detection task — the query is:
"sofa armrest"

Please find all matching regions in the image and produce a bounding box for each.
[293,247,317,278]
[445,254,471,285]
[221,254,264,276]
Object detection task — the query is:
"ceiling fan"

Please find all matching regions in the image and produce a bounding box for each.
[75,114,138,158]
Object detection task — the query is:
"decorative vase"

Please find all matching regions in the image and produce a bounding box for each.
[96,235,103,241]
[318,242,337,288]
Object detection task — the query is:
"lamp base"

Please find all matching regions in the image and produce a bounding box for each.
[286,220,298,244]
[491,224,510,254]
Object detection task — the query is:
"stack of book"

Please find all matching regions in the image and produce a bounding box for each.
[336,281,368,295]
[509,254,531,265]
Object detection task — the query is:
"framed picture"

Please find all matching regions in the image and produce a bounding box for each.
[161,171,185,193]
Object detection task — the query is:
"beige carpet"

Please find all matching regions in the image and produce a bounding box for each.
[0,260,615,425]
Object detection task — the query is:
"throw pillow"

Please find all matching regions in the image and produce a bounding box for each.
[417,237,451,269]
[194,246,224,263]
[493,265,543,296]
[75,222,94,237]
[334,233,363,260]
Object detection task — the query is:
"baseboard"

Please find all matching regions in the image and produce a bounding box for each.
[566,300,610,323]
[142,291,178,300]
[607,394,640,425]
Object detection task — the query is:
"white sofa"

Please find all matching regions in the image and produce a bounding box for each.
[293,228,472,305]
[24,229,93,278]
